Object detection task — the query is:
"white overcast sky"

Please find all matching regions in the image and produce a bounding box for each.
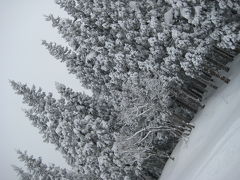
[0,0,90,179]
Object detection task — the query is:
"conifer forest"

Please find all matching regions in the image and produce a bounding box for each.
[10,0,240,179]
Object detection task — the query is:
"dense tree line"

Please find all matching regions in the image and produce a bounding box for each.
[11,0,240,179]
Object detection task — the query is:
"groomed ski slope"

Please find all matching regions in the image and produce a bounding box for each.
[160,54,240,180]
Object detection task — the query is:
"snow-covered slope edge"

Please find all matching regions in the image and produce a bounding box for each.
[159,54,240,180]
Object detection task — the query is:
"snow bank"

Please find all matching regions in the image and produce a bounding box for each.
[160,54,240,180]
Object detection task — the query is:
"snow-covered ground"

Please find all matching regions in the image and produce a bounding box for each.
[160,54,240,180]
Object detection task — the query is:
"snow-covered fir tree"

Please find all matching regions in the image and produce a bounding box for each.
[11,81,138,179]
[14,150,80,180]
[12,166,33,180]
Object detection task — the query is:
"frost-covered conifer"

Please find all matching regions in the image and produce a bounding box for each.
[11,81,133,179]
[161,0,240,77]
[10,81,77,166]
[42,39,111,94]
[55,0,79,19]
[15,150,80,180]
[12,166,33,180]
[55,83,134,179]
[44,1,170,97]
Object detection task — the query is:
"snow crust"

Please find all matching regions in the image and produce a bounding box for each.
[160,54,240,180]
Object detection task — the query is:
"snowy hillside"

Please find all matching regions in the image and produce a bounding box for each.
[160,54,240,180]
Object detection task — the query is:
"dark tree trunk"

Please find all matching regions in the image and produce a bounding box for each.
[206,57,230,72]
[200,71,214,82]
[213,46,234,59]
[174,97,198,114]
[208,69,230,83]
[192,78,207,88]
[184,88,203,100]
[189,84,206,95]
[196,76,218,89]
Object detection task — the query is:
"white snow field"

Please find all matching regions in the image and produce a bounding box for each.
[160,54,240,180]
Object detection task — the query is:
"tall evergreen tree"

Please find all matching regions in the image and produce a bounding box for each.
[15,150,80,180]
[12,166,33,180]
[11,81,136,179]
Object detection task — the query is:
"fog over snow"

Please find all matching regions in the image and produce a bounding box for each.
[0,0,90,179]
